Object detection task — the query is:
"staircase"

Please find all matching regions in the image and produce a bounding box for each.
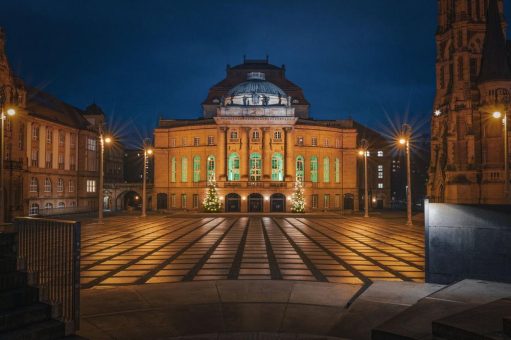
[0,231,66,339]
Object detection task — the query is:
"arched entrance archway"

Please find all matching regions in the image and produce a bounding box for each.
[344,193,354,210]
[270,193,285,212]
[225,193,241,212]
[248,193,263,212]
[116,190,142,211]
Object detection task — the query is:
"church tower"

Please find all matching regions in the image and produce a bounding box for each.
[429,0,511,204]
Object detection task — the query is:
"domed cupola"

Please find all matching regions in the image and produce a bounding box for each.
[225,72,289,106]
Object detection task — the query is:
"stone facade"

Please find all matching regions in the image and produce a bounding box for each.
[429,0,511,204]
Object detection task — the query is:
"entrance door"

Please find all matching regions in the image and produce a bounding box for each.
[157,193,168,210]
[344,194,354,210]
[226,193,241,212]
[248,193,263,212]
[377,199,384,209]
[270,193,285,212]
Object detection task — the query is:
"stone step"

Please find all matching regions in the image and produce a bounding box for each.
[0,319,65,340]
[432,298,511,340]
[0,286,39,311]
[0,303,52,333]
[502,317,511,337]
[0,272,28,291]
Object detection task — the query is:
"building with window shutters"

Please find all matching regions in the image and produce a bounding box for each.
[154,58,370,213]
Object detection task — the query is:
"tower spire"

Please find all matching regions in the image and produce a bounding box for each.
[478,0,511,82]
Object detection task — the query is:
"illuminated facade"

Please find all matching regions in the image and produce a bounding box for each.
[153,59,364,212]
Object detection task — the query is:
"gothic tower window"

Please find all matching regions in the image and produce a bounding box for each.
[470,58,478,80]
[457,56,464,80]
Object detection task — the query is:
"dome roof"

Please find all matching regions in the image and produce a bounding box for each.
[227,72,287,98]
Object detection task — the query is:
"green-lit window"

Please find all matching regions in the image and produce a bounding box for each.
[335,158,340,183]
[207,155,215,182]
[228,153,240,181]
[271,153,284,181]
[323,157,330,183]
[193,156,201,183]
[296,156,304,182]
[250,153,262,181]
[310,156,318,183]
[181,157,188,182]
[171,157,176,182]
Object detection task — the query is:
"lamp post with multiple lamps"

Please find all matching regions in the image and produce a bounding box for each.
[492,111,509,201]
[0,85,18,224]
[142,140,153,217]
[399,123,413,226]
[98,126,112,224]
[358,139,369,218]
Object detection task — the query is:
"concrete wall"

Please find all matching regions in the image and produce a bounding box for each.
[425,200,511,284]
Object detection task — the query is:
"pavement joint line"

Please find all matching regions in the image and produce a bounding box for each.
[136,218,236,284]
[261,217,283,280]
[83,217,220,287]
[271,217,328,282]
[290,218,413,282]
[183,217,244,281]
[308,218,424,270]
[227,219,249,280]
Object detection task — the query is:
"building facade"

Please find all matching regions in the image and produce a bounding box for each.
[0,28,100,220]
[429,0,511,204]
[154,60,367,213]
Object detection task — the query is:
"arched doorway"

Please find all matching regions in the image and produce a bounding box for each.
[248,193,263,212]
[157,193,168,210]
[225,193,241,212]
[344,193,354,210]
[270,193,285,212]
[116,191,142,211]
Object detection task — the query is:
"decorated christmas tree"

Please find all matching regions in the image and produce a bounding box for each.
[203,180,222,212]
[291,180,306,213]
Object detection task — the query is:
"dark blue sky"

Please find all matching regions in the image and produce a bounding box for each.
[2,1,510,142]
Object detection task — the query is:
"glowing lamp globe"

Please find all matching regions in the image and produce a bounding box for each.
[399,138,406,145]
[104,136,112,144]
[493,111,502,119]
[6,108,15,116]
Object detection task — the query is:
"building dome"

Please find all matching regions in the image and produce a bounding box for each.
[226,72,289,106]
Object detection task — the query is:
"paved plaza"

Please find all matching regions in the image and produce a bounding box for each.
[80,214,424,288]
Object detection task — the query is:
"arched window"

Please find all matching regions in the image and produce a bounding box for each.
[271,153,284,181]
[228,153,240,181]
[207,155,215,182]
[30,177,38,192]
[29,203,39,216]
[57,202,65,209]
[57,178,64,192]
[250,153,262,181]
[193,156,201,183]
[44,202,53,210]
[323,157,330,183]
[181,157,188,182]
[335,158,340,183]
[44,178,52,192]
[310,156,318,183]
[296,156,305,182]
[171,157,176,182]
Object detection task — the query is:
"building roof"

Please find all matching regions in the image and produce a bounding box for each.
[157,118,215,128]
[84,103,105,116]
[26,87,92,129]
[478,0,511,83]
[227,76,287,98]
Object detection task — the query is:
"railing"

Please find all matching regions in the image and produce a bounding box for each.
[14,217,81,335]
[36,206,95,217]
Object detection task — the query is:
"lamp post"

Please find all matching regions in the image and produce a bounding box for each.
[492,111,509,201]
[142,141,153,217]
[0,85,17,224]
[358,139,369,218]
[399,123,413,226]
[98,125,112,224]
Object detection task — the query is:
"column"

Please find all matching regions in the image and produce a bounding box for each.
[263,128,271,180]
[217,127,226,181]
[65,132,71,170]
[38,126,45,168]
[240,127,248,180]
[246,127,250,180]
[285,127,294,181]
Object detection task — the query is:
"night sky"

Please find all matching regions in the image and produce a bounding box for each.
[2,1,510,144]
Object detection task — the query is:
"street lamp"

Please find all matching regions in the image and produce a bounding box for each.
[142,141,153,217]
[0,85,18,224]
[98,128,112,224]
[358,139,369,218]
[492,111,509,200]
[398,123,413,226]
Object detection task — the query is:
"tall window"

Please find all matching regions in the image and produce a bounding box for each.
[207,136,214,145]
[86,180,96,193]
[335,158,340,183]
[30,177,38,192]
[311,137,318,147]
[59,131,65,146]
[58,154,64,169]
[193,156,201,182]
[181,157,188,182]
[57,178,64,192]
[228,153,240,181]
[297,136,304,146]
[45,152,52,169]
[171,157,176,182]
[31,149,38,167]
[181,194,187,208]
[193,194,199,209]
[207,155,215,181]
[252,130,260,141]
[250,153,262,181]
[310,156,318,183]
[273,130,282,141]
[230,130,238,140]
[46,128,53,144]
[323,157,330,182]
[271,153,283,181]
[44,178,52,192]
[87,137,97,151]
[324,194,330,209]
[312,194,318,208]
[29,203,39,216]
[296,156,305,182]
[32,126,39,141]
[193,137,200,146]
[378,164,384,179]
[69,180,75,193]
